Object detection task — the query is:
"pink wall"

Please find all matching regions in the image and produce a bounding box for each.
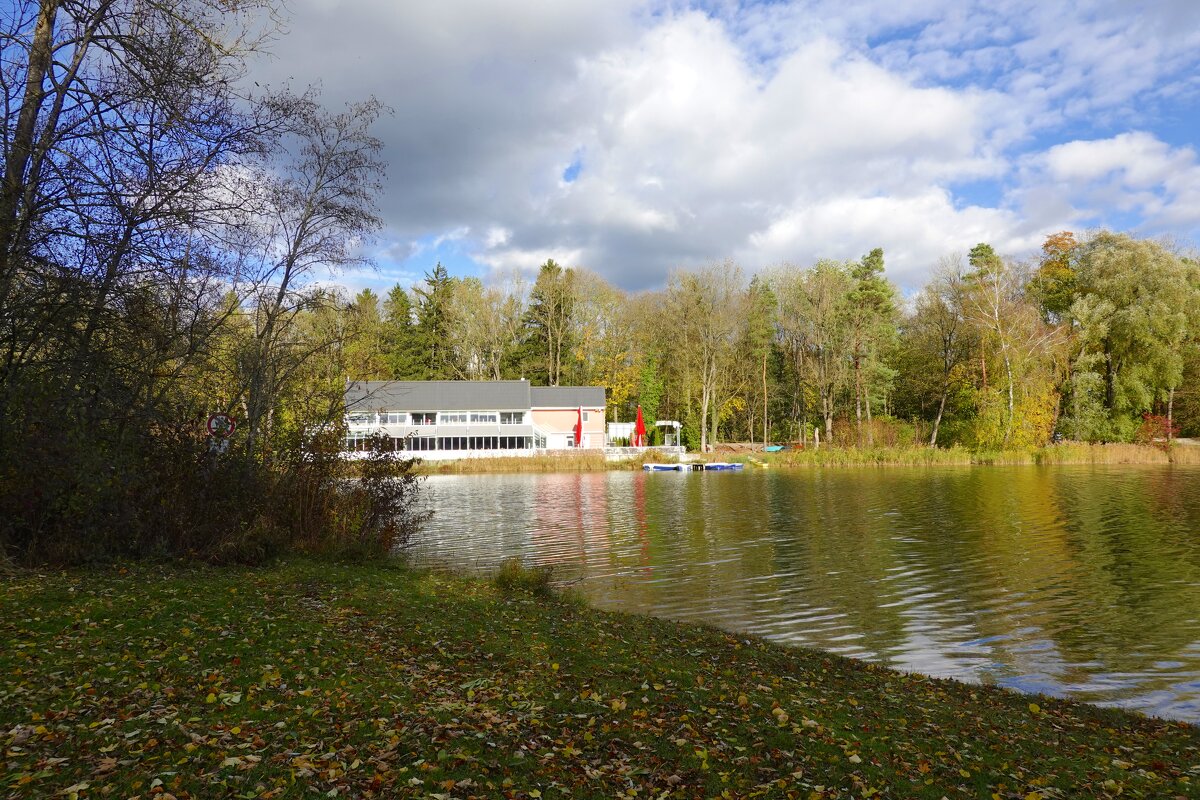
[532,408,605,448]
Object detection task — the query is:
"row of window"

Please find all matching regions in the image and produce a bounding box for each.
[345,435,534,452]
[347,411,527,426]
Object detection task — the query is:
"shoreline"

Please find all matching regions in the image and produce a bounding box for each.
[2,559,1196,799]
[414,441,1200,475]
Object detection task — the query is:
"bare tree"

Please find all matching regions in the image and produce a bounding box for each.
[233,97,387,459]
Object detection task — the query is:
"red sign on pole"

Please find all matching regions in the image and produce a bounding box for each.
[206,413,236,438]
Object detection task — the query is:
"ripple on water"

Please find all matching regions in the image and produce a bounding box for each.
[412,465,1200,721]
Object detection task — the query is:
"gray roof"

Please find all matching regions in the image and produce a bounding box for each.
[530,385,607,408]
[345,380,531,412]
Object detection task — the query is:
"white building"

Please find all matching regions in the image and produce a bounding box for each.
[344,380,606,460]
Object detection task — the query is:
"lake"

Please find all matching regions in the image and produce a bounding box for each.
[409,465,1200,721]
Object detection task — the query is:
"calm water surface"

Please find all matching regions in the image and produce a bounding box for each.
[410,466,1200,721]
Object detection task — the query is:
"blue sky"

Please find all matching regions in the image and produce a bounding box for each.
[258,0,1200,295]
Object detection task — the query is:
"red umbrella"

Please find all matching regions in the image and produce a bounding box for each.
[574,406,583,447]
[634,405,647,447]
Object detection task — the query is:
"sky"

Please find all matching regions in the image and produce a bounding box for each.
[251,0,1200,295]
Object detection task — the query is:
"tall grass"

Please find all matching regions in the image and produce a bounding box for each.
[1034,442,1200,465]
[415,442,1200,475]
[417,451,609,474]
[761,442,1200,468]
[765,445,976,467]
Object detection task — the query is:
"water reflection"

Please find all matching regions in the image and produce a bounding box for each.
[411,466,1200,720]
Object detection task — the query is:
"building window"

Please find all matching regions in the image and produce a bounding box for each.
[470,412,498,424]
[583,411,590,422]
[500,411,524,424]
[382,412,406,424]
[440,412,467,424]
[347,412,372,426]
[412,412,436,425]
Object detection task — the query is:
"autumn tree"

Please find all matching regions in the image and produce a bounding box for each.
[344,288,389,380]
[895,259,976,446]
[777,261,853,446]
[741,275,777,445]
[665,264,744,452]
[1028,231,1080,323]
[446,276,525,380]
[524,259,576,386]
[568,270,638,418]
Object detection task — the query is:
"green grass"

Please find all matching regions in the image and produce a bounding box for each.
[3,561,1198,799]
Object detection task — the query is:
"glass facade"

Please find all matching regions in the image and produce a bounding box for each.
[344,434,533,452]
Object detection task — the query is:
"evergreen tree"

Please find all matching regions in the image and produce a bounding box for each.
[381,284,422,379]
[846,248,898,445]
[413,263,457,380]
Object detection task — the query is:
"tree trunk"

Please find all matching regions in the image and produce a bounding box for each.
[0,0,60,288]
[710,388,718,450]
[1168,386,1176,442]
[865,384,874,447]
[854,357,862,445]
[823,394,833,444]
[931,390,947,447]
[1003,347,1015,446]
[762,350,768,446]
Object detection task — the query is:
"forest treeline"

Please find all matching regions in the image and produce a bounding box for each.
[340,231,1200,452]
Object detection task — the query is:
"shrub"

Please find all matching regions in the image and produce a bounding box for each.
[0,419,430,566]
[493,557,555,596]
[1134,413,1179,450]
[312,433,429,560]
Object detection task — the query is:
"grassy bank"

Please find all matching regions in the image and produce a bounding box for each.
[411,443,1200,475]
[3,562,1198,799]
[736,442,1200,469]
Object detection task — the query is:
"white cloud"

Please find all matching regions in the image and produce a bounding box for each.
[475,245,586,277]
[1024,132,1200,232]
[744,189,1036,288]
[250,0,1200,292]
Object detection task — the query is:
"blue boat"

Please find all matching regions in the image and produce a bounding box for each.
[703,462,744,471]
[643,463,685,471]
